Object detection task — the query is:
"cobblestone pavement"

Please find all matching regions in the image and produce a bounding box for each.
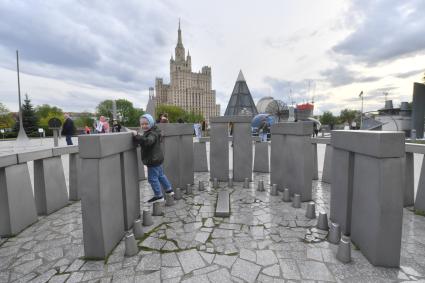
[1,172,425,282]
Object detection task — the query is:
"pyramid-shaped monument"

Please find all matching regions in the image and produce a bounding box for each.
[224,70,258,116]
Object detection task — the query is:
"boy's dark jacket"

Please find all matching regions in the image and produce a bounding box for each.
[133,126,164,166]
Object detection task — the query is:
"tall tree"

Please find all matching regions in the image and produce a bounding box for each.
[0,103,15,129]
[35,104,64,135]
[14,94,39,135]
[96,99,144,127]
[339,109,359,124]
[320,111,337,129]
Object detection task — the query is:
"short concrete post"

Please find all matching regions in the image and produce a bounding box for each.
[317,212,329,230]
[186,184,193,194]
[292,194,301,208]
[198,180,205,191]
[152,202,164,216]
[305,202,316,219]
[243,178,249,188]
[328,222,341,244]
[336,236,351,263]
[257,180,265,192]
[228,178,233,188]
[174,188,182,200]
[165,193,175,206]
[142,209,153,226]
[271,184,278,196]
[411,129,417,141]
[133,219,144,239]
[282,188,291,202]
[213,178,219,189]
[124,233,138,257]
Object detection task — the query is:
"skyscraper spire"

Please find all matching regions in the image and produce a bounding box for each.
[175,19,185,62]
[177,19,183,47]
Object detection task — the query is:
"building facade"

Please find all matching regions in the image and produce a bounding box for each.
[155,22,220,121]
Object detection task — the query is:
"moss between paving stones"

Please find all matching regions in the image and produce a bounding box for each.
[415,209,425,217]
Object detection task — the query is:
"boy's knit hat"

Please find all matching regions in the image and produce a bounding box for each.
[140,114,155,129]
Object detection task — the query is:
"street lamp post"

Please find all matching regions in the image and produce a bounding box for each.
[16,50,29,144]
[359,91,364,129]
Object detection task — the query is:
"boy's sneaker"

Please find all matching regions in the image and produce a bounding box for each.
[165,190,174,196]
[148,196,164,203]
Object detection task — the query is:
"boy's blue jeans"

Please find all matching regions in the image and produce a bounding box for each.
[147,165,172,197]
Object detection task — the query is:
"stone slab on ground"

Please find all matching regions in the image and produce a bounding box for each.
[215,190,230,217]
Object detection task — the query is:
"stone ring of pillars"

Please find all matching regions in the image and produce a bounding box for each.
[1,146,80,237]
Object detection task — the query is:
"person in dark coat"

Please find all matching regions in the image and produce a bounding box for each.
[133,114,173,203]
[61,113,75,145]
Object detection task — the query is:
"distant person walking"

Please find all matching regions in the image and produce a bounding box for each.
[112,119,121,132]
[160,113,169,123]
[133,114,174,203]
[61,113,75,145]
[96,116,110,133]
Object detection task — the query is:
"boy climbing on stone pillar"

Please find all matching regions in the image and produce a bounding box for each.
[133,114,174,203]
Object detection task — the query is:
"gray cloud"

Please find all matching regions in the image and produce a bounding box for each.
[0,0,177,92]
[263,77,317,104]
[393,68,424,79]
[333,0,425,64]
[320,65,380,87]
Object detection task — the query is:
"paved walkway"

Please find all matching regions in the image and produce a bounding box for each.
[1,172,425,282]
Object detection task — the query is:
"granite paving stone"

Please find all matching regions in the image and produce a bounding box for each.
[231,258,262,283]
[0,168,424,282]
[177,249,206,274]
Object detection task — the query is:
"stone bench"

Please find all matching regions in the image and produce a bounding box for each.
[215,191,230,217]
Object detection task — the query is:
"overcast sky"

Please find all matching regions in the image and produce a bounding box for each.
[1,0,424,115]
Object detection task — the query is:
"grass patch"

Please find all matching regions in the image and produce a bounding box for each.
[415,209,425,217]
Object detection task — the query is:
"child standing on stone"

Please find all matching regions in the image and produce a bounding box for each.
[133,114,174,203]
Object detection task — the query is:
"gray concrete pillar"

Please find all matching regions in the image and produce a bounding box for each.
[322,145,333,183]
[68,153,81,201]
[0,154,38,237]
[253,142,269,173]
[414,157,425,213]
[33,156,69,215]
[79,132,137,259]
[330,148,354,235]
[136,146,146,181]
[158,124,194,188]
[270,133,284,191]
[120,149,140,230]
[232,117,253,181]
[194,141,208,172]
[270,122,314,201]
[312,143,318,180]
[330,130,405,267]
[403,152,414,207]
[52,146,80,201]
[210,118,229,181]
